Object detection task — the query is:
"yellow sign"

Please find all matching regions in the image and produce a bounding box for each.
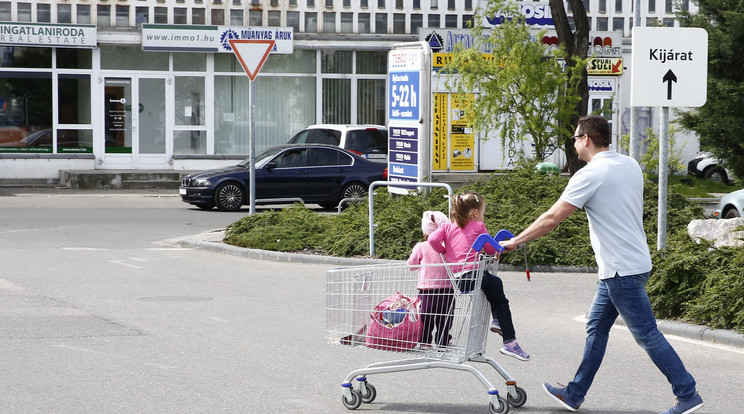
[449,94,475,171]
[432,53,496,70]
[586,57,623,75]
[432,93,448,170]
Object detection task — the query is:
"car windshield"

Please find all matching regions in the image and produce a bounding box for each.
[237,147,284,168]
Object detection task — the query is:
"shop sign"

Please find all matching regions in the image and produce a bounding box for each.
[483,2,554,27]
[141,24,293,54]
[0,22,96,49]
[586,57,623,75]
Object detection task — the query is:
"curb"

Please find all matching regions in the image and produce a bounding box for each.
[165,229,744,350]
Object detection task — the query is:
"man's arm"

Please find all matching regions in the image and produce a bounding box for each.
[500,200,577,252]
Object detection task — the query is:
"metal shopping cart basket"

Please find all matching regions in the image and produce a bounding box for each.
[326,232,527,414]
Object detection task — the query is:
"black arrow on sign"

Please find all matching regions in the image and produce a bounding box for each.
[662,69,677,100]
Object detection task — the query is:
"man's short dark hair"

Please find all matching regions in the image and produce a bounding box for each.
[577,115,611,148]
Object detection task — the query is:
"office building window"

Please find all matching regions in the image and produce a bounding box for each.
[57,4,72,23]
[648,0,655,12]
[396,0,403,8]
[287,11,300,31]
[0,2,9,21]
[249,9,262,25]
[154,7,167,23]
[173,7,187,24]
[465,0,472,10]
[599,0,606,12]
[448,0,455,10]
[305,12,318,32]
[340,12,353,33]
[211,9,225,24]
[37,4,51,22]
[428,14,439,28]
[431,0,438,9]
[323,12,336,32]
[307,0,315,6]
[230,9,244,25]
[613,17,624,32]
[663,17,674,26]
[77,5,91,24]
[615,0,622,12]
[97,5,111,26]
[268,10,280,26]
[413,0,420,8]
[411,14,423,33]
[375,13,387,33]
[193,8,205,24]
[393,13,405,33]
[597,17,608,30]
[116,5,130,26]
[136,7,149,25]
[358,13,370,33]
[445,14,457,27]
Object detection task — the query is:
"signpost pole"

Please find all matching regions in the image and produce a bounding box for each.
[657,107,669,250]
[249,81,256,215]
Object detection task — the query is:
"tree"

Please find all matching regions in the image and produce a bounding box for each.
[442,0,586,171]
[675,2,744,182]
[549,0,591,173]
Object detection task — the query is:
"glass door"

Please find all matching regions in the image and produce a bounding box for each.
[101,76,168,169]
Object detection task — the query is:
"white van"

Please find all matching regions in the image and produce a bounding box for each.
[287,124,388,163]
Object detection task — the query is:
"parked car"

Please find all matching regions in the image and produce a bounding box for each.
[714,189,744,219]
[687,151,732,184]
[179,144,387,211]
[287,124,388,163]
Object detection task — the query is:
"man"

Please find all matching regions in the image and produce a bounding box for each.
[500,116,703,414]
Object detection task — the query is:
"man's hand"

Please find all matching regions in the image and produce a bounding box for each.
[500,239,519,253]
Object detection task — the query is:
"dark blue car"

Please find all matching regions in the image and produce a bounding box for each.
[179,144,388,211]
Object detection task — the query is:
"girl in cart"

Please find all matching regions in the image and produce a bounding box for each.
[428,191,531,361]
[407,210,452,349]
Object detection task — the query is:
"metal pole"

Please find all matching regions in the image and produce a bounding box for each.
[249,81,256,215]
[657,107,669,250]
[629,0,643,161]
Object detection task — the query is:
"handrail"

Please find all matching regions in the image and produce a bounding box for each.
[368,181,453,256]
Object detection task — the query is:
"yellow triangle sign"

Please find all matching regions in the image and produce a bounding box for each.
[229,39,276,82]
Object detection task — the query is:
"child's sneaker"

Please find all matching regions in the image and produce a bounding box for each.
[500,340,530,361]
[659,393,704,414]
[490,318,502,335]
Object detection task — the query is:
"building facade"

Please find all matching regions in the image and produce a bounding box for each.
[0,0,697,179]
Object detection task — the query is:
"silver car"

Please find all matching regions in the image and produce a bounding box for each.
[714,189,744,219]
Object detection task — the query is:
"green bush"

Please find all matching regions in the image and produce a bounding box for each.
[223,163,744,332]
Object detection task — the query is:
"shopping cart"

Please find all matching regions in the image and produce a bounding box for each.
[326,231,527,414]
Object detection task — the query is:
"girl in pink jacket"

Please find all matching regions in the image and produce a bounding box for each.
[428,191,530,361]
[408,210,452,349]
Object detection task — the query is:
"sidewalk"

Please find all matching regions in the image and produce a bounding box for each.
[164,228,744,350]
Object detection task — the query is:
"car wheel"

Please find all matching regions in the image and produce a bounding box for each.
[342,182,367,201]
[724,208,741,219]
[704,166,728,183]
[214,182,244,212]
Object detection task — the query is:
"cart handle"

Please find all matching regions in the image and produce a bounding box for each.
[471,229,515,253]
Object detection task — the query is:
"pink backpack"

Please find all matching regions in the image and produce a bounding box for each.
[365,293,423,351]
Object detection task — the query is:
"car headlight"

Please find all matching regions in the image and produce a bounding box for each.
[193,178,211,186]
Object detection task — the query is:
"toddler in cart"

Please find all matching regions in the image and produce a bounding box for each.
[407,210,453,350]
[428,191,531,361]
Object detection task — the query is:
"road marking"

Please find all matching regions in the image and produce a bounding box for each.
[573,314,744,354]
[62,247,109,251]
[108,259,143,269]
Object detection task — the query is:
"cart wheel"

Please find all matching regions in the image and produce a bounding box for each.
[489,395,510,414]
[507,387,527,407]
[342,389,362,410]
[360,383,377,403]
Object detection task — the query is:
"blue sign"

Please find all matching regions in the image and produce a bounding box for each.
[388,71,420,121]
[485,2,554,27]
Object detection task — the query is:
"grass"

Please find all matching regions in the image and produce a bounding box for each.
[666,175,740,198]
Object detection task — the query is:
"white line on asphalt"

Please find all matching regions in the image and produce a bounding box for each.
[62,247,109,251]
[573,315,744,354]
[108,259,143,269]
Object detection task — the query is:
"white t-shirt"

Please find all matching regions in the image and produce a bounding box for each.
[559,151,652,279]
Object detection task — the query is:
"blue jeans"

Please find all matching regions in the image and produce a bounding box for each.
[564,272,697,406]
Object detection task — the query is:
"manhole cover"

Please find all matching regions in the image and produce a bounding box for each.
[138,296,213,302]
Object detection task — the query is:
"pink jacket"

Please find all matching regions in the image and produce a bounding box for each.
[428,221,497,268]
[407,241,450,290]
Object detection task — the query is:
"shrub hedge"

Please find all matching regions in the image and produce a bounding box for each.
[224,163,744,333]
